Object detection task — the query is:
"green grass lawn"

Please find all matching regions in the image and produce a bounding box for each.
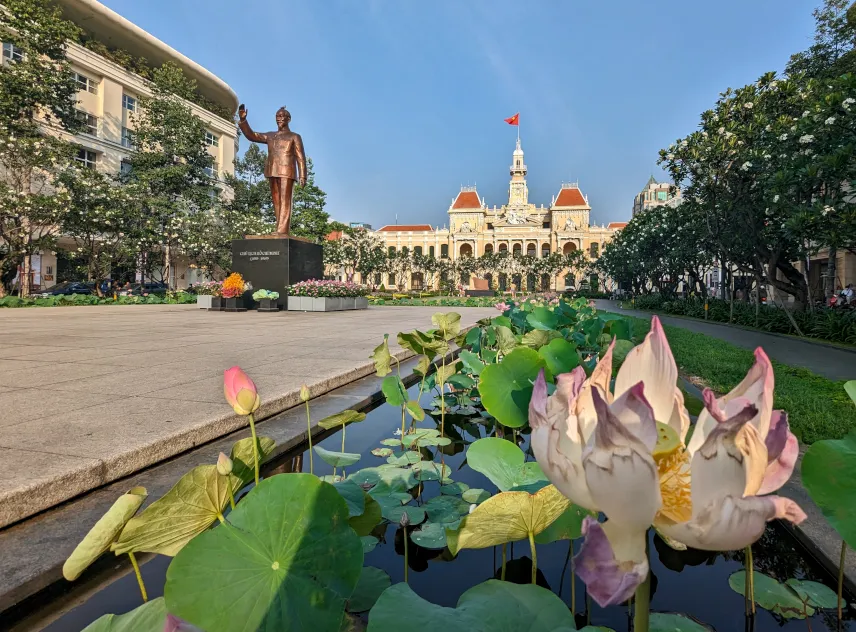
[614,313,854,444]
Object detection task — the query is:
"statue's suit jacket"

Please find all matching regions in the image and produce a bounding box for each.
[238,120,306,181]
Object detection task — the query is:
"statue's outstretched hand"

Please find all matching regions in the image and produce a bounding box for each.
[238,104,247,121]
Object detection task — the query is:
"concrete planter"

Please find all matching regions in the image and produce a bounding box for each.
[257,298,280,312]
[223,297,247,312]
[287,296,369,312]
[208,297,223,311]
[196,295,213,309]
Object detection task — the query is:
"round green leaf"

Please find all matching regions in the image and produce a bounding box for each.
[361,536,378,554]
[333,480,366,518]
[612,339,636,368]
[371,334,392,377]
[349,493,382,537]
[785,578,841,609]
[526,306,559,331]
[728,570,810,618]
[164,474,363,632]
[314,445,361,468]
[534,503,596,544]
[64,486,147,580]
[347,566,390,612]
[424,495,470,524]
[410,522,448,549]
[381,375,408,407]
[462,488,490,504]
[649,613,712,631]
[537,338,581,377]
[385,505,425,525]
[521,329,557,350]
[371,448,393,458]
[412,461,451,482]
[318,410,366,430]
[466,437,547,491]
[432,312,462,339]
[379,438,401,447]
[80,598,182,632]
[459,350,485,375]
[406,400,425,421]
[350,466,417,492]
[386,450,422,466]
[479,348,545,428]
[229,436,276,485]
[366,579,576,631]
[802,431,856,550]
[441,481,470,496]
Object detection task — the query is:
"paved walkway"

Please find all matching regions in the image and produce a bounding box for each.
[594,300,854,382]
[0,304,494,527]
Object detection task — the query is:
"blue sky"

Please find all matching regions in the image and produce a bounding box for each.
[100,0,817,227]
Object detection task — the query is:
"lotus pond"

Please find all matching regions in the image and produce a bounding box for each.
[45,300,856,631]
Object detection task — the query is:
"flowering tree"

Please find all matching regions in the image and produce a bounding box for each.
[322,227,386,283]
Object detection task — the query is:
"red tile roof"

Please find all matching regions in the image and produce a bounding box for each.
[452,191,482,209]
[554,187,588,207]
[607,222,628,229]
[377,224,433,232]
[326,230,344,241]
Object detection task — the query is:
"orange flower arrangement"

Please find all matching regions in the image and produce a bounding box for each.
[221,272,246,298]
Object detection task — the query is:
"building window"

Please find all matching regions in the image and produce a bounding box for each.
[122,94,137,113]
[2,42,23,63]
[120,160,132,176]
[72,71,98,94]
[401,246,409,255]
[75,148,97,169]
[657,191,668,201]
[121,127,136,149]
[590,243,599,257]
[75,110,98,136]
[487,223,494,230]
[388,274,396,286]
[440,244,449,258]
[373,273,382,286]
[204,131,219,147]
[542,221,550,229]
[204,160,219,179]
[388,246,396,255]
[414,246,422,256]
[429,246,435,258]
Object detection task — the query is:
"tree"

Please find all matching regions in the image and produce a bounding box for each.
[0,0,82,296]
[323,227,386,283]
[223,143,273,230]
[290,158,330,243]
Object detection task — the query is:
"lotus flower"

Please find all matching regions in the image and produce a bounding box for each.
[223,366,260,416]
[494,302,510,312]
[529,316,805,607]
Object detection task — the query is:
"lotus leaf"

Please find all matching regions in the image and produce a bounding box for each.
[350,493,383,537]
[604,318,632,341]
[385,505,426,525]
[314,445,361,468]
[410,522,449,549]
[412,461,452,482]
[802,430,856,549]
[80,597,177,632]
[164,474,363,632]
[785,579,840,609]
[446,373,477,390]
[479,348,546,428]
[441,481,470,496]
[333,480,366,517]
[348,566,390,613]
[649,613,712,631]
[534,503,595,544]
[230,436,276,485]
[466,437,547,491]
[432,312,462,340]
[112,466,232,557]
[371,448,393,458]
[64,486,147,580]
[398,329,447,359]
[366,580,576,631]
[462,488,490,504]
[728,571,811,618]
[526,306,560,331]
[318,410,366,430]
[386,450,422,466]
[537,338,580,377]
[414,355,432,376]
[402,428,451,448]
[379,438,401,447]
[494,325,518,355]
[406,400,425,421]
[459,350,485,375]
[611,339,636,368]
[435,360,462,386]
[520,330,559,350]
[361,536,378,553]
[446,485,570,555]
[424,495,470,524]
[371,334,393,377]
[381,375,408,406]
[846,380,856,405]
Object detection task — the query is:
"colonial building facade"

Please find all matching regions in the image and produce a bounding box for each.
[372,139,624,290]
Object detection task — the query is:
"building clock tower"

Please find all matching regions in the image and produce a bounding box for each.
[508,138,529,206]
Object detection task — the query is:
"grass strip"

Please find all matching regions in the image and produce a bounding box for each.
[616,313,854,444]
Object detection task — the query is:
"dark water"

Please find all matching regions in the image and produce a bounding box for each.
[42,383,854,632]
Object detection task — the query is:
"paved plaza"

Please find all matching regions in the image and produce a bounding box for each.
[0,304,494,527]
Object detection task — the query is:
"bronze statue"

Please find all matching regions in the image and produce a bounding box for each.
[238,104,307,235]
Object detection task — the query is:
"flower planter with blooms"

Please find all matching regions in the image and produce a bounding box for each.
[286,280,369,312]
[221,273,248,312]
[252,289,281,313]
[191,281,222,310]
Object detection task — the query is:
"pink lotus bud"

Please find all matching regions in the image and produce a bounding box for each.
[216,452,233,476]
[223,366,260,416]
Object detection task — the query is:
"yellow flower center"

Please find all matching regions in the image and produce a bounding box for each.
[652,422,692,524]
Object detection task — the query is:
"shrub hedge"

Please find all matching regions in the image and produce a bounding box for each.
[630,294,856,345]
[0,292,195,308]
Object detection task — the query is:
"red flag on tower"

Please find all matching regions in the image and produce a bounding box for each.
[504,113,519,126]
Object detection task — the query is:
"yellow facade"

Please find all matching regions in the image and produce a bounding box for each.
[371,139,623,291]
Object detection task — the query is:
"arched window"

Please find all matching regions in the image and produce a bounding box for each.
[414,246,423,256]
[590,243,599,257]
[540,274,550,291]
[429,246,435,258]
[512,243,522,255]
[563,242,577,255]
[401,246,409,255]
[512,274,522,289]
[460,243,473,257]
[563,274,575,288]
[499,273,508,291]
[484,244,494,255]
[440,244,449,258]
[388,246,396,255]
[526,243,536,257]
[411,272,423,290]
[541,244,550,257]
[498,243,508,253]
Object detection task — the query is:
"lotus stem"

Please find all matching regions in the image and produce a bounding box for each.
[746,545,756,615]
[128,552,147,603]
[838,540,846,622]
[227,484,236,511]
[501,543,507,580]
[633,569,650,632]
[248,413,260,485]
[341,422,347,454]
[303,402,314,475]
[570,548,576,614]
[403,527,409,583]
[528,530,537,584]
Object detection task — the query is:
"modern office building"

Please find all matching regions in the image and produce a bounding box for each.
[632,175,680,216]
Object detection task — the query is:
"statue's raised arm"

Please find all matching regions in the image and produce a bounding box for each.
[237,104,267,144]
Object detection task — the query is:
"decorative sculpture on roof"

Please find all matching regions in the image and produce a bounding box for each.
[459,221,473,233]
[505,210,526,225]
[564,218,577,231]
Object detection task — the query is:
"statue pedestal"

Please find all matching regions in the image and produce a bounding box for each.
[231,237,323,309]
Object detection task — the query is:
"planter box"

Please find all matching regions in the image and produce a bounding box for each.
[223,297,246,312]
[287,296,369,312]
[208,296,223,311]
[257,298,280,312]
[196,295,213,309]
